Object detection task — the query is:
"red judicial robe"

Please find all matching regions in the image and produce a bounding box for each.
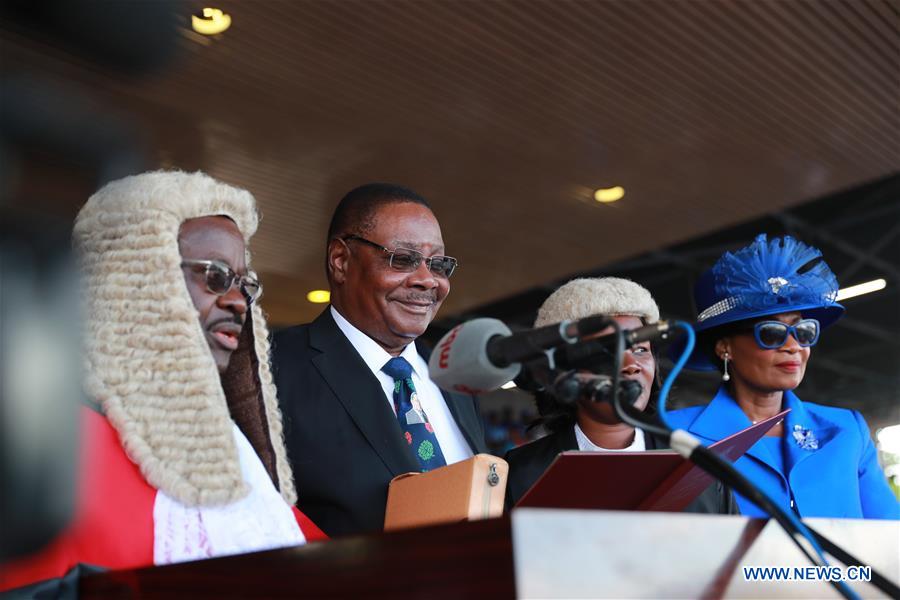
[1,406,326,591]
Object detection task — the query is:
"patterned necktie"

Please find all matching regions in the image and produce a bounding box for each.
[382,357,447,472]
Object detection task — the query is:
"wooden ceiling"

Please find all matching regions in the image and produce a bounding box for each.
[2,0,898,326]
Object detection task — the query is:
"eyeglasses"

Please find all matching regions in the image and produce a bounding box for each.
[749,318,820,349]
[181,259,263,303]
[342,235,458,278]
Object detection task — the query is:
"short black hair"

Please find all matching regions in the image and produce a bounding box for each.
[324,183,432,281]
[326,183,432,244]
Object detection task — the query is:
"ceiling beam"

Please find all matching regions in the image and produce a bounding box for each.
[838,220,900,283]
[775,213,900,280]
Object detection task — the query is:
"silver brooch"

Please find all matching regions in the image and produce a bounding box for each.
[792,424,818,451]
[768,276,790,294]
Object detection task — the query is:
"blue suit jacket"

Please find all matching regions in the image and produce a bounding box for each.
[667,387,898,520]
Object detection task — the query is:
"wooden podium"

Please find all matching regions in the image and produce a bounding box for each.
[79,511,898,599]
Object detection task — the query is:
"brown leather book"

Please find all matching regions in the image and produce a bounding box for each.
[384,454,509,531]
[517,410,789,512]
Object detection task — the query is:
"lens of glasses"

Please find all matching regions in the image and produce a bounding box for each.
[205,263,235,294]
[794,319,819,345]
[430,256,457,278]
[389,249,422,271]
[755,319,820,348]
[756,322,788,348]
[388,248,457,278]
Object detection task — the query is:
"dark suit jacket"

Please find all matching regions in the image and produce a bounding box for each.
[272,308,487,537]
[504,427,739,514]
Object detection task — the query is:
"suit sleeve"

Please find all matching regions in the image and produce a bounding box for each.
[469,394,488,453]
[853,411,900,519]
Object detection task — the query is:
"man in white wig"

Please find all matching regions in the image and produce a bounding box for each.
[2,171,324,591]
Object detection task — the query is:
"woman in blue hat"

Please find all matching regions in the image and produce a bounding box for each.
[667,234,898,519]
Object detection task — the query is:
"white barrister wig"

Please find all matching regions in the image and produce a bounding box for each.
[535,277,661,328]
[73,170,296,507]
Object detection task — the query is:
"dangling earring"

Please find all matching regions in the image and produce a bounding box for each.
[722,353,731,382]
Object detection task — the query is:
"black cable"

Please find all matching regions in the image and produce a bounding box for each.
[808,525,900,598]
[686,445,872,600]
[615,393,670,439]
[615,397,882,600]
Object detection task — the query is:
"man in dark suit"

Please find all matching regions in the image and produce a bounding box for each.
[272,183,487,537]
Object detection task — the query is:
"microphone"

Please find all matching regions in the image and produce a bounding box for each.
[553,321,672,371]
[550,373,643,406]
[551,373,614,404]
[486,315,613,368]
[430,317,674,394]
[429,316,612,394]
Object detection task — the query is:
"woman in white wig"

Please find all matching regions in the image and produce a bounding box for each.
[2,171,324,592]
[504,277,737,514]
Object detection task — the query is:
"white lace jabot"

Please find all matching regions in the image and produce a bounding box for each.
[153,423,306,565]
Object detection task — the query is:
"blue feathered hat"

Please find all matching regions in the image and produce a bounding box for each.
[672,234,844,370]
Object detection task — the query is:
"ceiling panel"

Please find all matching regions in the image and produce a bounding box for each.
[2,0,897,327]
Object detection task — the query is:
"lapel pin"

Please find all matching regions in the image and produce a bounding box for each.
[792,424,819,451]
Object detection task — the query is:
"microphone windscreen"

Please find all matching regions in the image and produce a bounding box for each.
[428,318,521,394]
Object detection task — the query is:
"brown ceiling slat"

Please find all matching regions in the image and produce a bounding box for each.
[817,0,900,74]
[663,2,896,169]
[281,2,561,149]
[735,3,898,159]
[864,0,900,30]
[582,3,833,150]
[798,1,900,88]
[602,1,852,170]
[846,0,900,55]
[391,2,649,148]
[764,5,899,125]
[776,1,899,109]
[472,2,719,148]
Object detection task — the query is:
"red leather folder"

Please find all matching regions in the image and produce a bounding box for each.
[516,409,789,512]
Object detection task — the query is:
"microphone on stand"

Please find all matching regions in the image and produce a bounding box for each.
[429,316,612,394]
[429,316,672,394]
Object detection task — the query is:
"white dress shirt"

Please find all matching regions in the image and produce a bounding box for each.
[574,422,647,452]
[330,306,474,465]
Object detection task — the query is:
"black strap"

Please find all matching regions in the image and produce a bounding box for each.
[809,525,900,598]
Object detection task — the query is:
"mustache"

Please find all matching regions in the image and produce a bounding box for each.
[208,314,245,329]
[395,293,438,303]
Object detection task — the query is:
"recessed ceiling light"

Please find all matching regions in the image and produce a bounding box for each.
[594,186,625,203]
[501,381,517,390]
[192,7,232,35]
[306,290,331,304]
[835,278,886,301]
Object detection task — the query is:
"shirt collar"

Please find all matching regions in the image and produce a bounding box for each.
[573,423,646,452]
[330,306,422,377]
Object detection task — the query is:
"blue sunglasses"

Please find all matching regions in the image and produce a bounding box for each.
[751,318,820,349]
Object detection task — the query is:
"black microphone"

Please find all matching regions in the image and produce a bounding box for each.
[429,317,672,394]
[485,315,613,368]
[429,316,611,394]
[552,321,672,371]
[551,373,643,405]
